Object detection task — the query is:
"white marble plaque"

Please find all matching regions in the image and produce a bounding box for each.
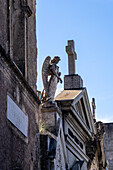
[7,95,28,137]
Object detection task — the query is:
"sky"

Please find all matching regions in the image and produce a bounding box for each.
[36,0,113,123]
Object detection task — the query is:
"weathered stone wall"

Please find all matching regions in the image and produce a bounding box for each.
[0,51,40,170]
[104,123,113,170]
[0,0,37,92]
[11,0,37,91]
[27,0,37,92]
[0,1,8,52]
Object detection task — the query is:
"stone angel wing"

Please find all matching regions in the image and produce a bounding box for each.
[42,56,51,97]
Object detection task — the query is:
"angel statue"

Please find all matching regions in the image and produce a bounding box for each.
[41,56,62,102]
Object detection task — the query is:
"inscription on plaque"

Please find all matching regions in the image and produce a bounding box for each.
[7,95,28,137]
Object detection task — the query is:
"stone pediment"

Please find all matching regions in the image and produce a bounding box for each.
[55,88,96,135]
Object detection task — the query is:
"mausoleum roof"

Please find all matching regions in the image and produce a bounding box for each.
[55,89,82,101]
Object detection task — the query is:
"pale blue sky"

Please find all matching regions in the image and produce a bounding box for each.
[36,0,113,123]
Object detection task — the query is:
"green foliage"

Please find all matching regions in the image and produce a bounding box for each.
[38,120,49,133]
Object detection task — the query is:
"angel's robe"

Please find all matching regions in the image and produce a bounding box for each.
[48,63,59,101]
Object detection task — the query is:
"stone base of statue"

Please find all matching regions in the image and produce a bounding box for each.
[39,101,68,170]
[64,74,83,89]
[40,101,62,134]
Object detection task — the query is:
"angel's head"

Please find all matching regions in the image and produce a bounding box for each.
[51,56,61,64]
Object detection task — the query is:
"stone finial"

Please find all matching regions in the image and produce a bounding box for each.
[66,40,77,75]
[92,98,96,120]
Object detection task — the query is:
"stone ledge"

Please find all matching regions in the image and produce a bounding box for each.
[41,102,62,115]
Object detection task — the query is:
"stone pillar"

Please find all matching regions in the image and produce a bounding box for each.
[40,102,62,170]
[8,0,37,91]
[41,102,61,132]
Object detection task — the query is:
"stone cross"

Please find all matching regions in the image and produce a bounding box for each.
[66,40,77,75]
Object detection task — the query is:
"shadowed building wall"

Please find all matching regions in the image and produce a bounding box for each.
[0,0,40,169]
[104,123,113,170]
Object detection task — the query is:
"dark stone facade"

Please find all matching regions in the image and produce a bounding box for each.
[104,123,113,170]
[0,1,8,52]
[0,46,40,169]
[0,0,40,169]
